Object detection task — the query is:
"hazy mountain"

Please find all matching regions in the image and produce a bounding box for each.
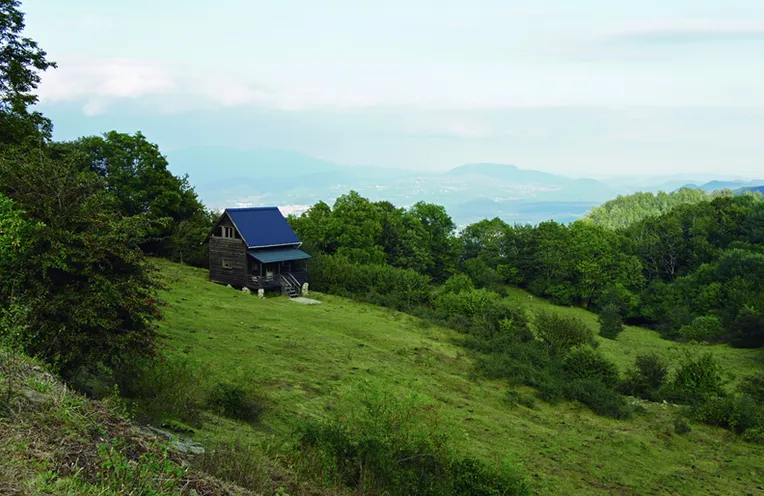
[447,163,568,186]
[161,146,760,226]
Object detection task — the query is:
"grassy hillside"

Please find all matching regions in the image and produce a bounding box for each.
[156,259,764,495]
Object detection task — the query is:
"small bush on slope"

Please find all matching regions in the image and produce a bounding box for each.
[296,385,529,496]
[533,311,597,355]
[620,353,668,401]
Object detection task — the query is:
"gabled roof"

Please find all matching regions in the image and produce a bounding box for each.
[224,207,301,249]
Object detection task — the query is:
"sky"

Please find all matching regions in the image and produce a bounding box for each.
[23,0,764,177]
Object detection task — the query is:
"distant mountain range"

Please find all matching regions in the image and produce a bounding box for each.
[165,147,763,227]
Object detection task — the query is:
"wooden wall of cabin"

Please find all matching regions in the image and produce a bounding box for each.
[209,216,248,287]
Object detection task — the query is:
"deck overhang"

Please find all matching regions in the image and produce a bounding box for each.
[247,248,311,264]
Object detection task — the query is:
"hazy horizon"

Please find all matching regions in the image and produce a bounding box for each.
[27,0,764,177]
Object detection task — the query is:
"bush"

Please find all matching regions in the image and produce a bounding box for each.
[434,289,529,340]
[562,346,620,389]
[207,381,265,423]
[666,353,726,405]
[621,353,668,401]
[563,379,633,419]
[691,394,764,435]
[533,311,597,355]
[119,355,207,425]
[678,315,724,342]
[728,308,764,348]
[673,418,692,435]
[738,371,764,403]
[297,387,529,496]
[193,438,272,492]
[598,304,624,340]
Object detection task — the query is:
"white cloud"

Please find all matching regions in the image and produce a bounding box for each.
[598,19,764,43]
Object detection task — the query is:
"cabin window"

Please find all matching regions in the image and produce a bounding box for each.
[222,258,232,269]
[221,226,235,238]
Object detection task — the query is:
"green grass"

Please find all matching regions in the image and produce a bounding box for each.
[156,259,764,495]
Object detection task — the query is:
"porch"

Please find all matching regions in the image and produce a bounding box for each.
[245,247,310,296]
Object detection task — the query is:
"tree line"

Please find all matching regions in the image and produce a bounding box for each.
[291,190,764,349]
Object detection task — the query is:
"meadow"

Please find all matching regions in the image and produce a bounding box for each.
[156,259,764,495]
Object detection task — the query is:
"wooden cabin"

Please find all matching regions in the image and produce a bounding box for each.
[207,207,310,297]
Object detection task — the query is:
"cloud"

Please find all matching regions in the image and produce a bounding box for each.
[37,57,280,115]
[599,19,764,44]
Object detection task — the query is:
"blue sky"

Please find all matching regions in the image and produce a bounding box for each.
[24,0,764,176]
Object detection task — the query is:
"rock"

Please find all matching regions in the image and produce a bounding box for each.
[257,289,265,299]
[226,284,232,288]
[242,287,251,294]
[138,425,205,455]
[301,282,309,296]
[21,389,54,404]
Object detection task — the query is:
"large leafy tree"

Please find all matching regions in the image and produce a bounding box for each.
[0,0,56,144]
[409,201,458,282]
[0,148,161,376]
[51,131,213,262]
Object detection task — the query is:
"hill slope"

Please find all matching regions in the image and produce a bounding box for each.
[155,260,764,495]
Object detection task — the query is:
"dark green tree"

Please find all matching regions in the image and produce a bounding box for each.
[598,303,624,340]
[0,148,161,376]
[0,0,56,145]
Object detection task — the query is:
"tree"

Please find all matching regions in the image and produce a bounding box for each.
[598,304,624,340]
[51,131,210,262]
[0,148,161,376]
[0,0,56,144]
[409,201,458,282]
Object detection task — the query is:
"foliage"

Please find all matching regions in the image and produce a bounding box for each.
[620,353,668,401]
[562,345,620,389]
[297,386,529,496]
[584,188,716,230]
[563,379,633,419]
[738,371,764,403]
[207,381,265,423]
[678,315,724,343]
[119,355,208,425]
[0,150,161,377]
[308,253,431,310]
[533,311,597,355]
[690,395,764,436]
[0,0,56,145]
[52,131,214,264]
[665,353,727,405]
[598,304,624,340]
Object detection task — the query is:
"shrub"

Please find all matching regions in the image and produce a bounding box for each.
[120,355,207,425]
[728,308,764,349]
[666,353,726,405]
[598,304,624,340]
[193,438,271,492]
[562,346,620,389]
[297,387,529,495]
[673,418,692,435]
[738,371,764,403]
[563,379,633,419]
[691,394,764,435]
[533,311,597,355]
[207,381,264,423]
[621,353,668,401]
[441,273,475,295]
[678,315,724,342]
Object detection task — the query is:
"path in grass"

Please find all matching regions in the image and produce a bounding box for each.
[156,259,764,495]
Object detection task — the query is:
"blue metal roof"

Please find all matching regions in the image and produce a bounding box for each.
[225,207,301,248]
[247,248,311,264]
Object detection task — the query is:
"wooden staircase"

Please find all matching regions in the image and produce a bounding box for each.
[280,273,301,298]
